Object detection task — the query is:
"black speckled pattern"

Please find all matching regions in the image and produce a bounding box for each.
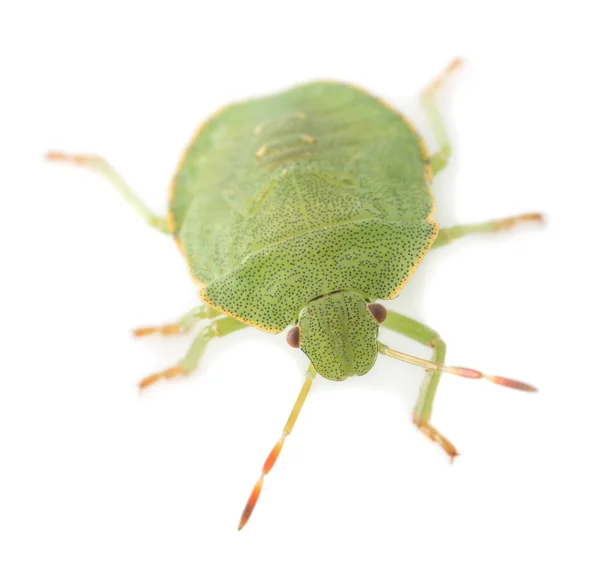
[201,219,437,332]
[298,291,379,380]
[169,81,436,331]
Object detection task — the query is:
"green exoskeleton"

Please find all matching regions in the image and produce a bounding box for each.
[47,58,541,529]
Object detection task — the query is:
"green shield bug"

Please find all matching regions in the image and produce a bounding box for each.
[47,58,542,529]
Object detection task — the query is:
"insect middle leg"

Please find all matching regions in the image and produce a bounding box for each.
[433,213,544,249]
[133,305,224,337]
[139,316,249,389]
[46,151,170,234]
[421,58,462,176]
[380,310,458,460]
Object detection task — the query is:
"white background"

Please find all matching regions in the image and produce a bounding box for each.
[1,1,599,570]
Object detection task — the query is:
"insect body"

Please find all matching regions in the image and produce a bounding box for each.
[47,59,542,529]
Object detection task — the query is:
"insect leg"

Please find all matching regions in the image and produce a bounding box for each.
[379,311,456,460]
[421,58,462,176]
[432,213,544,249]
[379,310,536,460]
[132,305,224,337]
[46,151,170,234]
[238,364,317,530]
[138,317,248,390]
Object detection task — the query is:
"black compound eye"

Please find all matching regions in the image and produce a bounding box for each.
[367,303,387,323]
[286,326,301,348]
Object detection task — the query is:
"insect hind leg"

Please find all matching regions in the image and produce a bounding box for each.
[421,58,462,176]
[46,151,170,234]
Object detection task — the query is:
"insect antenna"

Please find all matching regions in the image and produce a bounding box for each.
[379,343,537,392]
[238,365,316,530]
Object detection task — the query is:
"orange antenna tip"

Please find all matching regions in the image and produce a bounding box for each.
[263,438,284,474]
[238,476,264,531]
[236,367,315,530]
[485,375,538,392]
[447,366,483,379]
[379,343,537,393]
[237,438,284,531]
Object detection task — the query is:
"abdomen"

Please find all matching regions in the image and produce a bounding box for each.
[170,82,432,283]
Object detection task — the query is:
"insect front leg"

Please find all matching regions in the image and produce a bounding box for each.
[46,152,170,234]
[138,316,248,390]
[379,310,458,460]
[379,310,536,460]
[421,58,462,176]
[133,305,224,337]
[432,213,544,249]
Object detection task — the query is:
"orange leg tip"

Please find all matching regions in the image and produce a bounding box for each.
[138,365,184,390]
[416,422,459,461]
[164,365,184,379]
[162,324,182,335]
[448,57,464,72]
[426,58,464,93]
[496,212,545,230]
[487,375,538,392]
[520,212,544,223]
[46,151,65,161]
[132,327,156,337]
[138,374,161,390]
[45,151,96,165]
[444,443,459,461]
[133,324,182,337]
